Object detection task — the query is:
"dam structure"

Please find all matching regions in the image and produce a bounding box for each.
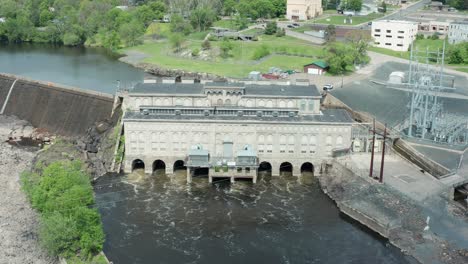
[121,80,354,182]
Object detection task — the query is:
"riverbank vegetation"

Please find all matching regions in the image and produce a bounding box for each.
[20,159,105,263]
[0,0,286,50]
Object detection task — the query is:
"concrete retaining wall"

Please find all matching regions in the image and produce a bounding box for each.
[0,73,114,136]
[393,138,451,178]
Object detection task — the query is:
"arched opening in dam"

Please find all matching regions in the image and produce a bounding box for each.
[279,162,293,177]
[173,160,187,177]
[152,160,166,175]
[132,159,145,172]
[300,162,314,175]
[258,161,272,180]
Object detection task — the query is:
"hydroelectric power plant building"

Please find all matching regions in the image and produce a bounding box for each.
[121,80,354,183]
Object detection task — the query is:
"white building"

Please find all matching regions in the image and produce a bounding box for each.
[286,0,323,21]
[448,20,468,44]
[372,20,418,51]
[121,80,354,183]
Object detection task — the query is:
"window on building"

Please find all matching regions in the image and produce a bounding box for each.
[374,34,381,37]
[326,135,332,146]
[375,29,381,32]
[386,35,392,38]
[386,30,391,33]
[237,167,242,173]
[374,42,380,45]
[308,100,315,111]
[245,167,251,173]
[385,43,391,46]
[300,100,306,110]
[397,36,404,39]
[398,30,404,33]
[397,44,403,46]
[267,144,273,153]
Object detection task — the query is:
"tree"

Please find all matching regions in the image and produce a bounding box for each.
[265,21,278,35]
[234,14,249,30]
[326,42,355,74]
[219,38,234,58]
[325,24,336,42]
[170,33,185,52]
[119,20,145,47]
[347,0,363,11]
[345,30,371,65]
[380,1,387,13]
[170,14,192,35]
[223,0,237,16]
[63,32,81,46]
[190,7,217,32]
[447,43,468,64]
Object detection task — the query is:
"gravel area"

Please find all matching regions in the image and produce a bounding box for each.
[0,115,55,264]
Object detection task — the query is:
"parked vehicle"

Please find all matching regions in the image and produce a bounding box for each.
[323,84,334,91]
[287,25,294,28]
[292,23,300,27]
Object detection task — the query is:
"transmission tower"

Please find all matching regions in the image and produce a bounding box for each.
[405,41,467,145]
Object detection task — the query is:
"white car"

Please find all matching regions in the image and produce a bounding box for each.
[323,84,334,91]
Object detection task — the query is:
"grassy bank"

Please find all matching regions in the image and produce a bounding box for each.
[20,149,105,263]
[314,13,384,25]
[124,30,325,77]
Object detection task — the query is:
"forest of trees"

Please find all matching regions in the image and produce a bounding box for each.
[0,0,286,50]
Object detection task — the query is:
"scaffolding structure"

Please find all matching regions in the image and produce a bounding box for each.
[405,42,468,145]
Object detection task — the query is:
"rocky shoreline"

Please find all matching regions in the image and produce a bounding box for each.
[0,115,56,264]
[118,50,224,80]
[318,161,468,264]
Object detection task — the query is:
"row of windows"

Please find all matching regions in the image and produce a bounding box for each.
[376,43,404,47]
[134,97,318,110]
[374,34,405,39]
[374,29,406,34]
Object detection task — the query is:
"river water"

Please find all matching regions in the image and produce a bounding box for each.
[1,43,416,263]
[0,43,144,94]
[95,171,416,264]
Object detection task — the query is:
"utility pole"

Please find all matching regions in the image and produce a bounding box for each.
[369,119,375,178]
[379,123,387,183]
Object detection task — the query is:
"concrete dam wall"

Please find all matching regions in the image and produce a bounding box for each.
[0,73,114,136]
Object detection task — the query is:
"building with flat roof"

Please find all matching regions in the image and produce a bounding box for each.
[121,80,354,183]
[286,0,322,21]
[372,20,418,51]
[448,20,468,44]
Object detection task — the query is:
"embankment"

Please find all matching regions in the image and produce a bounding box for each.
[0,73,114,137]
[318,161,468,264]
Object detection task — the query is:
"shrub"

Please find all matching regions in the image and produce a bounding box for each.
[21,161,104,261]
[416,33,424,40]
[202,39,211,50]
[265,21,277,35]
[252,45,271,60]
[63,33,81,46]
[275,28,285,37]
[220,38,234,58]
[192,48,200,57]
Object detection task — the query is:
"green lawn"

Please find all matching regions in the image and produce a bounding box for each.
[453,67,468,73]
[122,35,324,78]
[212,19,253,30]
[369,39,445,60]
[314,13,384,25]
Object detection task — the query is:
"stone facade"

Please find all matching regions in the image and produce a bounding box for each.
[122,81,354,179]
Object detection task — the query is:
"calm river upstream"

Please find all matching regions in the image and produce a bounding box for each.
[95,171,416,264]
[0,43,144,94]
